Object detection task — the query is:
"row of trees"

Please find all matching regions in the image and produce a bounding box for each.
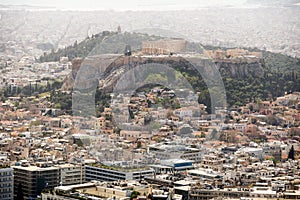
[39,31,160,63]
[39,31,115,62]
[50,90,72,113]
[0,79,63,101]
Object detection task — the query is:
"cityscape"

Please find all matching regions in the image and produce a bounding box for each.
[0,1,300,200]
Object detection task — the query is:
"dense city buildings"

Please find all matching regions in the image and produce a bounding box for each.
[0,2,299,199]
[0,52,299,199]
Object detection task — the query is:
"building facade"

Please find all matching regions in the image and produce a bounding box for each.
[59,164,85,186]
[13,165,60,200]
[0,167,14,200]
[85,164,154,182]
[142,39,186,55]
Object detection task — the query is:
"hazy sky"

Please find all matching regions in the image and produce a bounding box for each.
[0,0,247,11]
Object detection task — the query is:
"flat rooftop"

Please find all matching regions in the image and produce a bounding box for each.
[12,165,59,171]
[87,163,152,172]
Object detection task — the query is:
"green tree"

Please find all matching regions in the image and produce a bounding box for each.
[198,90,211,113]
[179,126,193,135]
[145,74,168,85]
[130,190,140,200]
[288,145,295,160]
[137,141,142,149]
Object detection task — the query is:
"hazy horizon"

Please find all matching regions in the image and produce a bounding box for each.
[0,0,248,11]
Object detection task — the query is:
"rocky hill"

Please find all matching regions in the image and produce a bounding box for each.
[42,31,299,108]
[62,54,265,92]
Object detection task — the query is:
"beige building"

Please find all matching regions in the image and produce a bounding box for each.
[58,164,85,186]
[120,130,150,141]
[42,181,149,200]
[142,39,186,55]
[204,48,262,60]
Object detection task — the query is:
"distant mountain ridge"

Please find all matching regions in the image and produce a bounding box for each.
[246,0,300,6]
[0,4,55,10]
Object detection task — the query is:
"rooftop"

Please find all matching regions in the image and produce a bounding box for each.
[88,163,152,172]
[12,165,59,171]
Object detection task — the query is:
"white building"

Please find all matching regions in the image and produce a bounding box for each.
[58,164,85,186]
[85,164,154,182]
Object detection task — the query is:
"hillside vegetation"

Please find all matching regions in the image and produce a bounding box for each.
[39,31,300,111]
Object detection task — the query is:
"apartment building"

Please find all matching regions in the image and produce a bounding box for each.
[58,164,85,186]
[13,165,60,200]
[85,164,154,182]
[0,167,14,200]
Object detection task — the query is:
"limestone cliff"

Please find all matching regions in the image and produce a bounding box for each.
[215,59,265,78]
[61,55,265,92]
